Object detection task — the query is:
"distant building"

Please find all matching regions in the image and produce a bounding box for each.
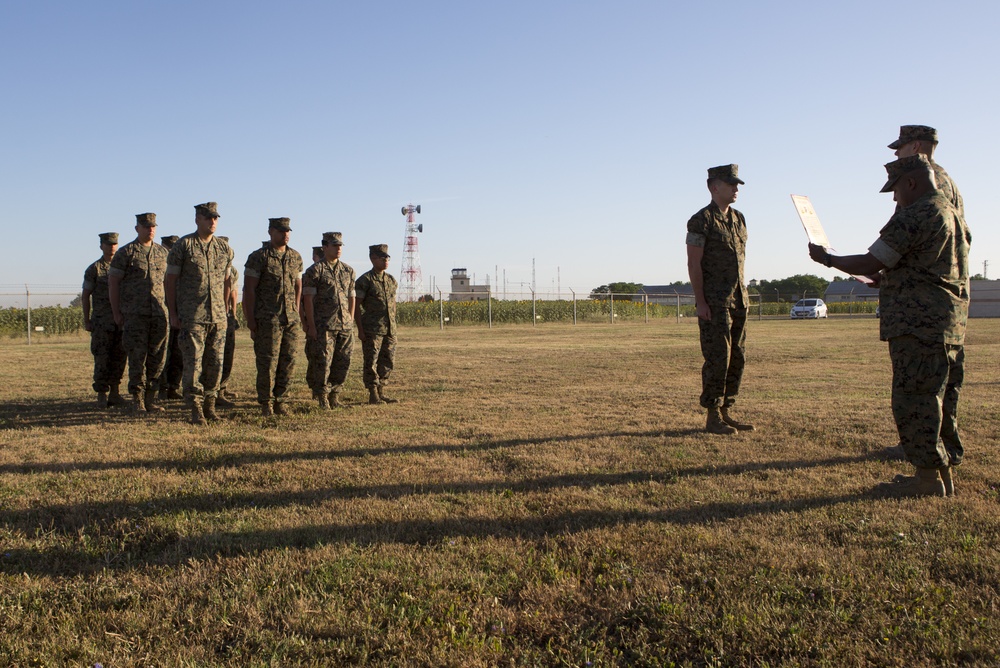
[824,279,880,303]
[970,279,1000,318]
[449,268,490,302]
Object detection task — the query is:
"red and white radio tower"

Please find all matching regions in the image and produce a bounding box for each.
[399,204,423,302]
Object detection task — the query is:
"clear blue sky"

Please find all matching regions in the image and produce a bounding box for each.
[1,1,996,304]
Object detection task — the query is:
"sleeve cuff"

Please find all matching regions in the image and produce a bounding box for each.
[82,281,95,291]
[868,238,902,269]
[244,268,261,279]
[165,265,181,276]
[686,232,706,247]
[108,267,125,278]
[302,287,317,296]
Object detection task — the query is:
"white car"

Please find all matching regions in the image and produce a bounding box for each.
[789,298,828,319]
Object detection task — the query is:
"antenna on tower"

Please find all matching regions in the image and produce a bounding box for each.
[400,204,423,302]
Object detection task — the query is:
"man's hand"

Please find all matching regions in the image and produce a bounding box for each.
[808,243,829,265]
[696,303,712,321]
[84,318,93,332]
[113,311,124,328]
[169,313,181,330]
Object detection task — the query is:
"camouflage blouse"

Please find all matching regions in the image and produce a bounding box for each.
[244,245,303,324]
[302,259,356,331]
[355,270,397,336]
[166,234,233,327]
[685,202,749,309]
[108,241,168,318]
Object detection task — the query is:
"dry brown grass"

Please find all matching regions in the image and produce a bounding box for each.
[1,318,998,666]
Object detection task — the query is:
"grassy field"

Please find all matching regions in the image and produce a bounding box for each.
[0,318,997,666]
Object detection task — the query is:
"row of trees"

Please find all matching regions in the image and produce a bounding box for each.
[591,275,834,302]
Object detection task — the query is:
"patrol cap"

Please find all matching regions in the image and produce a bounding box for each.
[262,241,270,249]
[369,244,390,258]
[322,232,344,246]
[312,246,324,257]
[880,154,933,193]
[161,234,180,249]
[888,125,938,150]
[194,202,220,218]
[216,236,229,242]
[268,217,292,231]
[99,232,119,245]
[135,212,157,227]
[707,164,744,185]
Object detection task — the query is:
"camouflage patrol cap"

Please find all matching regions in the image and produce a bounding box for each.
[135,212,157,227]
[322,232,344,246]
[268,217,292,231]
[369,244,390,258]
[262,241,270,249]
[161,235,180,249]
[880,154,933,193]
[99,232,119,245]
[194,202,220,218]
[707,164,744,185]
[312,246,324,258]
[888,125,938,150]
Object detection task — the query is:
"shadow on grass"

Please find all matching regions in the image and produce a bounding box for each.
[0,397,197,429]
[0,427,704,475]
[0,489,869,577]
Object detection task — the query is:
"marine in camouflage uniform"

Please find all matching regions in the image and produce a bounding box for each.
[888,125,966,461]
[82,232,126,408]
[355,244,399,405]
[302,232,356,408]
[686,164,754,434]
[243,217,303,416]
[109,213,169,413]
[165,202,234,425]
[809,155,970,497]
[158,235,184,400]
[201,236,240,407]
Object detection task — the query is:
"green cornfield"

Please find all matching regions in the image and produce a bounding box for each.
[0,306,85,338]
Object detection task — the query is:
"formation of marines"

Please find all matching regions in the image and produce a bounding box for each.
[83,202,400,424]
[83,124,970,498]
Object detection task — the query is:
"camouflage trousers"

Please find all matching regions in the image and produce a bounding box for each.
[253,320,299,404]
[361,332,395,388]
[90,322,126,392]
[697,306,747,409]
[888,335,964,469]
[196,316,237,393]
[122,315,168,394]
[305,328,354,396]
[180,322,225,403]
[159,327,183,391]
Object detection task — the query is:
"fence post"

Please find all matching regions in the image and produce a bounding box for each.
[487,286,492,329]
[570,288,577,325]
[26,285,32,346]
[609,291,614,324]
[438,288,444,330]
[674,290,680,323]
[531,289,536,326]
[644,293,648,324]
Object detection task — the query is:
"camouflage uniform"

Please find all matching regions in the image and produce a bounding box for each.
[166,233,234,402]
[109,240,169,394]
[83,255,126,393]
[219,264,239,397]
[686,201,749,409]
[158,235,183,396]
[245,244,303,405]
[303,258,356,397]
[355,268,398,389]
[870,189,971,469]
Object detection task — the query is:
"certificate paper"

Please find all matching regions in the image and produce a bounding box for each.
[790,194,831,248]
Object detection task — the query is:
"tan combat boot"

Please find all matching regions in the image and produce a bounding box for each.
[328,391,343,408]
[368,387,383,405]
[317,393,330,410]
[721,407,755,431]
[190,401,207,426]
[145,390,164,413]
[158,387,169,401]
[108,386,125,407]
[167,386,184,400]
[214,393,236,408]
[203,396,219,421]
[706,407,737,435]
[96,392,108,409]
[131,391,146,414]
[879,467,945,498]
[377,385,398,404]
[260,402,273,417]
[274,401,289,416]
[939,466,955,497]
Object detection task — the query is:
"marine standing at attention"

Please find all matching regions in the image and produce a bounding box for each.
[157,234,184,401]
[212,236,240,408]
[355,244,399,405]
[109,213,169,415]
[165,202,234,425]
[809,155,970,497]
[302,232,356,409]
[243,217,303,417]
[82,232,126,409]
[686,164,755,435]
